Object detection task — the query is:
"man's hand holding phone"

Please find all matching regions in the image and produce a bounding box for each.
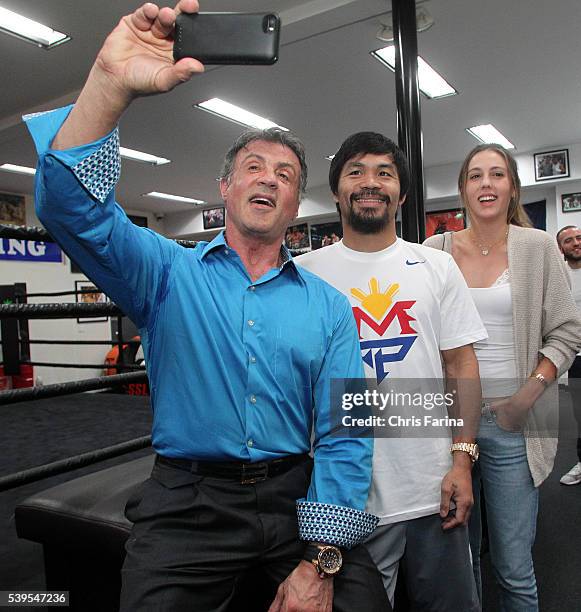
[53,1,205,150]
[95,1,205,101]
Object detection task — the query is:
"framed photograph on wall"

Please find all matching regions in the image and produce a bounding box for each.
[0,192,26,225]
[534,149,570,182]
[309,221,342,250]
[425,209,465,238]
[75,281,108,323]
[561,192,581,213]
[128,214,148,227]
[284,223,310,254]
[202,207,225,230]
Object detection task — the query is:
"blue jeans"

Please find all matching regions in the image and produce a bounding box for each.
[469,409,539,612]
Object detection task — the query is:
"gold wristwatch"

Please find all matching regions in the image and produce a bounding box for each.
[450,442,479,463]
[303,543,343,578]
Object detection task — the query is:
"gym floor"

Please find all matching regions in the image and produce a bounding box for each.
[0,390,579,610]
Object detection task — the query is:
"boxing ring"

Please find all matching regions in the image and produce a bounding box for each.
[0,223,200,611]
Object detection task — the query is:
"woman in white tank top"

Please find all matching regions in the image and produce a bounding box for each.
[424,144,581,611]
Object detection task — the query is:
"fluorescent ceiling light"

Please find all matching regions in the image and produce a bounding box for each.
[0,7,70,49]
[120,147,170,166]
[0,163,36,176]
[371,46,457,99]
[195,98,288,131]
[466,124,515,149]
[143,191,206,205]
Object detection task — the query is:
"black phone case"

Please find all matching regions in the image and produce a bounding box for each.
[173,13,280,65]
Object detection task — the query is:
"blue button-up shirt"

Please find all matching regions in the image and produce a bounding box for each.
[25,106,377,547]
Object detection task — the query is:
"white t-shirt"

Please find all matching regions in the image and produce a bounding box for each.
[297,238,487,524]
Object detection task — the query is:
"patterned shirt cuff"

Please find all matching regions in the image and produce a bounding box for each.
[71,129,121,203]
[296,500,379,549]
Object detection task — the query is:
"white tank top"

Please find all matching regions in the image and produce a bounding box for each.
[470,270,518,397]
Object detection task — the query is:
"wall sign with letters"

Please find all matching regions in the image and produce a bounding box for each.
[0,239,62,262]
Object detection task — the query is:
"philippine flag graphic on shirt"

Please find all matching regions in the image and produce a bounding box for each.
[350,277,418,383]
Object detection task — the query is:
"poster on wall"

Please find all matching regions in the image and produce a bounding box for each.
[202,207,225,230]
[534,149,569,182]
[309,221,343,250]
[128,214,149,227]
[0,192,26,225]
[523,200,546,230]
[75,280,109,323]
[425,209,465,238]
[561,192,581,214]
[284,223,310,254]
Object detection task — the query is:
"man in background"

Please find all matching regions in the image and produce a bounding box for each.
[557,225,581,485]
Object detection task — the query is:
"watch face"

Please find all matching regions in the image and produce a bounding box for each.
[318,547,343,575]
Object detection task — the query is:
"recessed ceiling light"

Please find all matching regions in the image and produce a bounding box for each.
[143,192,206,205]
[120,147,170,166]
[0,7,70,49]
[0,163,36,176]
[195,98,288,131]
[466,124,515,149]
[371,46,457,99]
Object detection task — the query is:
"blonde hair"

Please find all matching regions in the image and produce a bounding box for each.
[458,144,532,227]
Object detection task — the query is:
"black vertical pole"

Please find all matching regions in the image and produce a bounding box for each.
[116,316,125,373]
[392,0,425,242]
[0,285,20,375]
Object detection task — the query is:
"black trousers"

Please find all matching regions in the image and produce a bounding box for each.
[120,456,391,612]
[569,356,581,462]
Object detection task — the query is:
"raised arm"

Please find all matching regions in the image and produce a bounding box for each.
[53,1,204,150]
[25,2,208,326]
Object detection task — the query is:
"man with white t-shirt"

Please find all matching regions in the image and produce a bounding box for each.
[297,132,487,609]
[557,225,581,485]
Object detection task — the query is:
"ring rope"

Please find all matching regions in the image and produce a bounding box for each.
[0,435,152,492]
[21,361,145,370]
[24,288,113,299]
[0,371,148,406]
[0,302,123,319]
[1,339,141,346]
[0,223,51,242]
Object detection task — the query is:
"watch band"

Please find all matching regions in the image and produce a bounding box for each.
[530,372,549,388]
[303,543,343,578]
[450,442,479,463]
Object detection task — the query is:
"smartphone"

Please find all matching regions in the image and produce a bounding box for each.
[173,12,281,65]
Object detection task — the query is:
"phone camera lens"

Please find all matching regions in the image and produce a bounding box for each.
[264,15,276,33]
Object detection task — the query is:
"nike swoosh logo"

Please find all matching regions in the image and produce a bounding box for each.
[406,259,426,266]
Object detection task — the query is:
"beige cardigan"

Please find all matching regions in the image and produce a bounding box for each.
[424,225,581,485]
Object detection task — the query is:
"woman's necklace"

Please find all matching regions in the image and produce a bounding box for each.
[468,226,509,256]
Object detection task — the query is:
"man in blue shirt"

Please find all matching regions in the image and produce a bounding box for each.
[25,2,388,610]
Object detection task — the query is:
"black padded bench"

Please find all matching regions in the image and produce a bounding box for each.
[15,455,155,612]
[14,454,276,612]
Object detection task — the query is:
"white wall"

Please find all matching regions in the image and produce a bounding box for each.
[166,142,581,239]
[423,143,581,238]
[5,140,581,385]
[1,193,163,386]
